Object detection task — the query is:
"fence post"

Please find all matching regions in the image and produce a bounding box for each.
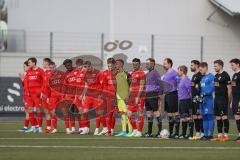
[50,32,53,59]
[101,33,104,68]
[23,30,26,52]
[200,36,203,62]
[151,34,154,58]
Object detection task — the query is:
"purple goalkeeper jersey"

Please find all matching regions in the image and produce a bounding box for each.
[162,69,178,92]
[178,76,191,100]
[146,69,161,93]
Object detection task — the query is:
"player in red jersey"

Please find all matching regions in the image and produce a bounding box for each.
[18,60,31,132]
[127,58,146,137]
[25,57,44,133]
[65,58,87,134]
[61,59,78,134]
[48,61,66,133]
[82,61,107,135]
[102,58,118,136]
[73,59,89,134]
[41,58,54,133]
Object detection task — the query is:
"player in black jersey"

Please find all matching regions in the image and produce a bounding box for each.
[213,60,231,141]
[230,58,240,142]
[190,60,204,140]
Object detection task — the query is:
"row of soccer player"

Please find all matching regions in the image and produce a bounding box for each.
[18,56,240,142]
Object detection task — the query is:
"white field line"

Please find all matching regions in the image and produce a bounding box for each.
[0,145,239,150]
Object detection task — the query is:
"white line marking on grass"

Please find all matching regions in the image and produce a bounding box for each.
[0,145,239,150]
[0,137,158,140]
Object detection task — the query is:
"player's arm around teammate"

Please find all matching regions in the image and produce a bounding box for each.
[126,58,145,137]
[18,61,30,132]
[213,60,231,141]
[41,58,53,133]
[25,57,44,133]
[229,58,240,142]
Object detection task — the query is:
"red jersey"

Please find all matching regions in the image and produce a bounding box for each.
[102,69,117,94]
[64,68,78,86]
[48,69,65,97]
[42,69,52,96]
[25,67,44,93]
[85,69,102,97]
[129,70,146,97]
[63,68,86,96]
[76,68,87,86]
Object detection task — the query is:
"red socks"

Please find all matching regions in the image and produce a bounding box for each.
[37,112,43,127]
[130,116,137,130]
[64,115,70,128]
[96,116,100,128]
[138,116,144,132]
[52,115,57,129]
[24,119,29,128]
[29,112,35,126]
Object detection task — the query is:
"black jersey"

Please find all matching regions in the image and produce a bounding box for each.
[232,71,240,96]
[214,71,231,97]
[191,72,203,96]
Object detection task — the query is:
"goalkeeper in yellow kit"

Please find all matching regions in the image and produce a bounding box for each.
[115,59,132,136]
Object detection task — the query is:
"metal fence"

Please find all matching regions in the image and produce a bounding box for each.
[0,30,240,73]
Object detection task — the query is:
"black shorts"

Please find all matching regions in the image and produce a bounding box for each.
[179,99,191,118]
[214,96,228,116]
[164,91,178,113]
[232,94,240,115]
[191,99,200,115]
[145,92,159,112]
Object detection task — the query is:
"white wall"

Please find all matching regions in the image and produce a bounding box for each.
[8,0,110,32]
[1,0,240,77]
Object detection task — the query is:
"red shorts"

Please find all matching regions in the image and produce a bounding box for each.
[102,95,116,113]
[24,92,41,108]
[42,93,51,109]
[127,96,145,112]
[83,96,103,110]
[62,95,83,109]
[47,95,62,110]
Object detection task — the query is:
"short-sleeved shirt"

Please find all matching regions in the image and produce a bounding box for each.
[191,72,203,96]
[129,70,145,97]
[214,71,231,97]
[146,69,161,93]
[102,70,117,94]
[231,71,240,96]
[178,76,191,100]
[162,69,178,92]
[84,69,102,97]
